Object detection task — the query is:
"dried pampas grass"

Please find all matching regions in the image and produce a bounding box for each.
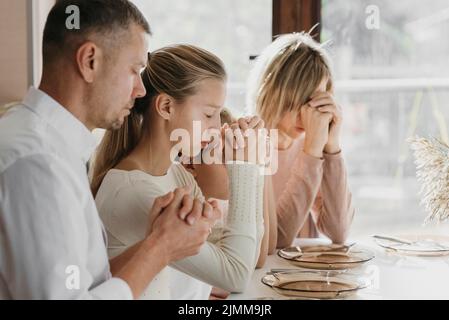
[409,136,449,223]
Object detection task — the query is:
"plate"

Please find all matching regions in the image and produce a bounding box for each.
[278,245,375,270]
[374,234,449,257]
[261,272,367,299]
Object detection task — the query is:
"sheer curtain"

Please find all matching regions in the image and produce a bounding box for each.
[131,0,272,117]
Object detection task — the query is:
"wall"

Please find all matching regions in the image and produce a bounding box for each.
[0,0,54,105]
[0,0,29,105]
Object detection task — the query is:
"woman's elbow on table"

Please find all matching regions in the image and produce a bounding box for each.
[220,264,253,293]
[276,231,295,249]
[255,254,267,269]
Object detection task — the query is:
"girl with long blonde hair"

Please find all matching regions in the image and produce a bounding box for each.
[92,44,266,299]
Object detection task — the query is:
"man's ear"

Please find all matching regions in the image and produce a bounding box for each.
[75,42,100,83]
[154,93,174,120]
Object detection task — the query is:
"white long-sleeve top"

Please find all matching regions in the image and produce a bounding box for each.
[0,88,132,300]
[95,162,265,300]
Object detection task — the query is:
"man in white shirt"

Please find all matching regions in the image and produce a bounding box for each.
[0,0,218,299]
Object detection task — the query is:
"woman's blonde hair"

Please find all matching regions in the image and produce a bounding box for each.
[90,44,227,196]
[246,32,333,129]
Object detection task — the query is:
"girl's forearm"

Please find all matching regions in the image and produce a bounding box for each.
[256,201,269,268]
[265,176,278,255]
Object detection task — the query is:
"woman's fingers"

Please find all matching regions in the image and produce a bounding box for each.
[223,116,266,162]
[187,198,203,225]
[319,110,334,123]
[317,105,338,114]
[238,117,249,133]
[221,123,229,147]
[303,104,333,125]
[167,187,190,212]
[180,197,221,227]
[247,116,262,129]
[207,199,223,222]
[201,201,213,219]
[224,124,235,152]
[230,123,245,149]
[308,97,334,108]
[178,194,194,220]
[308,91,335,107]
[254,118,265,130]
[307,92,342,123]
[207,198,218,209]
[310,91,332,100]
[150,191,174,217]
[317,105,341,121]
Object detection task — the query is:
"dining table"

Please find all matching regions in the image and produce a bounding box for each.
[228,235,449,300]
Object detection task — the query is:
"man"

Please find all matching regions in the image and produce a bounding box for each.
[0,0,218,299]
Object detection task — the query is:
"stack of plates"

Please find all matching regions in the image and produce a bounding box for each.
[261,271,370,299]
[277,244,375,270]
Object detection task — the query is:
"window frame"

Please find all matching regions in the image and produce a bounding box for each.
[272,0,321,40]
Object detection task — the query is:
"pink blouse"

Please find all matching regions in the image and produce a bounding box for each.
[272,135,355,247]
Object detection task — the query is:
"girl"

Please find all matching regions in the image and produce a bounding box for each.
[91,45,265,299]
[183,108,275,269]
[246,32,355,249]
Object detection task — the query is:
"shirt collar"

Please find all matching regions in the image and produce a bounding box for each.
[22,87,97,164]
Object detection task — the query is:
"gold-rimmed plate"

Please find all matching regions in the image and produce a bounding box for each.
[278,245,375,270]
[261,272,367,299]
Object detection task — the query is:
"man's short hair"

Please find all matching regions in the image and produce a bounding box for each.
[43,0,151,66]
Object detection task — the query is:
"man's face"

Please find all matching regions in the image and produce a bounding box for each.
[89,24,149,130]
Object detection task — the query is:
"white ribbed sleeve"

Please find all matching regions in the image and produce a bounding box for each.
[171,163,264,293]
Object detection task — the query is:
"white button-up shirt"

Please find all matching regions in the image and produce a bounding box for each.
[0,88,133,299]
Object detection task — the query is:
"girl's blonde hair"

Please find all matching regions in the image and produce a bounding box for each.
[246,32,333,129]
[90,44,226,196]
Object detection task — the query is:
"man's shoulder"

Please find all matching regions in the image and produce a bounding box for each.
[0,104,51,173]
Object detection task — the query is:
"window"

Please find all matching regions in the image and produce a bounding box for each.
[322,0,449,236]
[132,0,272,117]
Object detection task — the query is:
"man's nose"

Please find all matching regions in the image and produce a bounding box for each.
[134,76,147,98]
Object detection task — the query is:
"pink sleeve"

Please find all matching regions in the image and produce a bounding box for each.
[276,150,324,248]
[312,152,355,244]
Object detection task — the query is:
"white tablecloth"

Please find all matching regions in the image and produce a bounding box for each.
[229,237,449,300]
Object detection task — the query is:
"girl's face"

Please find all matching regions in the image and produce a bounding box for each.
[169,78,226,157]
[277,77,329,140]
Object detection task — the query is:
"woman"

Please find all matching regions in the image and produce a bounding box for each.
[91,45,266,299]
[246,32,355,249]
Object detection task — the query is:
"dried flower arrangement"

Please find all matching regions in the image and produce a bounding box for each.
[409,136,449,223]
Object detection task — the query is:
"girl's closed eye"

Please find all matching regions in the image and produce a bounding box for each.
[205,110,217,119]
[204,105,221,119]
